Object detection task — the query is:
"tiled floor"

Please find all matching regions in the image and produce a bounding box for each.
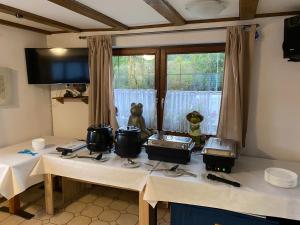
[0,185,170,225]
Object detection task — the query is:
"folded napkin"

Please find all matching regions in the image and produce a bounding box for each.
[18,149,38,156]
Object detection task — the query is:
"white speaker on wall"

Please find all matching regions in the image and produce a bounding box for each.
[0,67,13,106]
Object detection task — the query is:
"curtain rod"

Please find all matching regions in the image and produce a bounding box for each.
[78,24,259,39]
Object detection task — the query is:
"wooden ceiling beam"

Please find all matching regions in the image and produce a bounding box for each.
[49,10,300,35]
[143,0,186,25]
[0,19,51,34]
[0,3,81,32]
[48,0,128,30]
[239,0,259,20]
[255,11,300,18]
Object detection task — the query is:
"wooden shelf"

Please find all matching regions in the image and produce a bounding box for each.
[52,96,88,104]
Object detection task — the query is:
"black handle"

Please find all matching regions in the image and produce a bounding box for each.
[207,173,241,187]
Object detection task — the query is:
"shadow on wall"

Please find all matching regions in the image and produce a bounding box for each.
[242,30,274,160]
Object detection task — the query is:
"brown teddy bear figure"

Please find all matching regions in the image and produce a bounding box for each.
[128,103,152,142]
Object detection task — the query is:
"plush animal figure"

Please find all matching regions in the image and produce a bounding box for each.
[128,103,151,141]
[186,111,204,146]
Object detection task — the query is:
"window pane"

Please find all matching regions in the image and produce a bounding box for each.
[163,53,224,135]
[113,55,157,129]
[113,55,155,89]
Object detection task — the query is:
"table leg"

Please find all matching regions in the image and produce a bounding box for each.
[139,188,149,225]
[0,194,34,219]
[139,187,157,225]
[8,195,20,214]
[44,174,54,215]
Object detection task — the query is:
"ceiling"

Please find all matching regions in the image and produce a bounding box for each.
[0,0,299,34]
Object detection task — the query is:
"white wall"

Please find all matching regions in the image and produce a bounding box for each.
[245,17,300,161]
[0,25,52,147]
[47,17,300,162]
[51,85,88,139]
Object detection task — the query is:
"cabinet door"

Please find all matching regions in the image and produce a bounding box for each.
[171,203,280,225]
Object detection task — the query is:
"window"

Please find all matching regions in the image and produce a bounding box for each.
[113,49,159,129]
[113,44,225,135]
[163,52,224,135]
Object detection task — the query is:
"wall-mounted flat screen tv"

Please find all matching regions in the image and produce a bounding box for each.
[25,48,89,84]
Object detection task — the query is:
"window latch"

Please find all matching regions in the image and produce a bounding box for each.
[161,98,165,109]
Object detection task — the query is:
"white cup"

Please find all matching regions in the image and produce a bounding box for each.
[32,138,46,151]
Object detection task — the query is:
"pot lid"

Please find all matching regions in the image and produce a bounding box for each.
[87,124,112,131]
[117,126,141,133]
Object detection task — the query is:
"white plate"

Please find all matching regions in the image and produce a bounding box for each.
[265,167,298,188]
[61,154,76,159]
[122,162,141,168]
[163,169,184,177]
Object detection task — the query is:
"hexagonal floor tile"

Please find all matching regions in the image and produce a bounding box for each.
[65,202,86,213]
[98,209,120,222]
[67,215,91,225]
[81,205,103,218]
[34,210,51,221]
[117,214,138,225]
[110,200,129,211]
[0,211,10,222]
[157,208,167,220]
[90,221,110,225]
[0,215,25,225]
[94,196,113,207]
[110,222,118,225]
[163,211,170,223]
[79,194,98,203]
[41,219,50,224]
[126,204,138,215]
[158,222,170,225]
[50,211,74,225]
[20,218,42,225]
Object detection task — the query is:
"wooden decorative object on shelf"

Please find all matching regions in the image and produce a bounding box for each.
[52,96,88,104]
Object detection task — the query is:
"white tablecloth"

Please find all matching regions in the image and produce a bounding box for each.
[144,153,300,220]
[0,136,73,199]
[31,150,159,192]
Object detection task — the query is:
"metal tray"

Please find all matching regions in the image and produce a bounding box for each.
[201,137,237,158]
[147,134,194,150]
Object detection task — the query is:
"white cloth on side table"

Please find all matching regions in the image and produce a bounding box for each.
[0,136,73,199]
[31,150,159,192]
[144,153,300,220]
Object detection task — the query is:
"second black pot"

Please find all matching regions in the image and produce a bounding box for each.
[115,126,142,158]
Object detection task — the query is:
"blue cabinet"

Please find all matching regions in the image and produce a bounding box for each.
[171,203,280,225]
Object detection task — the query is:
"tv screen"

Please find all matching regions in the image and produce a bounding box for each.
[25,48,89,84]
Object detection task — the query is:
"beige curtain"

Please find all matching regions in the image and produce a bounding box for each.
[217,25,256,148]
[87,35,118,130]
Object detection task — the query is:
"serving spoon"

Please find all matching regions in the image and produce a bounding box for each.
[77,153,103,160]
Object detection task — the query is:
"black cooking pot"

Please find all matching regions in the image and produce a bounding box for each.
[86,124,113,153]
[115,126,142,158]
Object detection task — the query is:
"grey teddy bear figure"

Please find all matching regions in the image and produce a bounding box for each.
[128,103,152,142]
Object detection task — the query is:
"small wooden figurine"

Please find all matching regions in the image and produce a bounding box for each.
[186,111,204,146]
